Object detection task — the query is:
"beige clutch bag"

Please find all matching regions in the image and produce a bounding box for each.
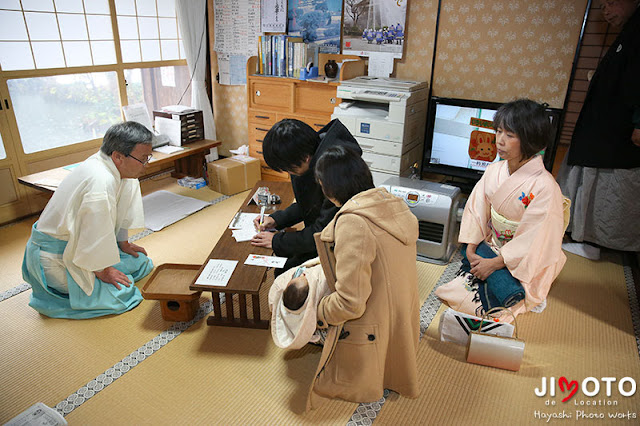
[466,307,524,371]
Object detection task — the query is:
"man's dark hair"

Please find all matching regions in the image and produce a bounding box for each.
[262,119,320,172]
[100,121,154,156]
[493,98,552,161]
[315,145,374,206]
[283,282,309,311]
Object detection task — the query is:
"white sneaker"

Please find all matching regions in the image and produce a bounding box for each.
[562,242,600,260]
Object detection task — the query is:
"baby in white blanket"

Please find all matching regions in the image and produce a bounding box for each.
[268,257,330,349]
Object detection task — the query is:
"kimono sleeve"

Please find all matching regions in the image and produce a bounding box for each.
[458,172,491,245]
[317,215,376,326]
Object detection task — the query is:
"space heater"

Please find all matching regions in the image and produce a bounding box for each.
[379,176,464,264]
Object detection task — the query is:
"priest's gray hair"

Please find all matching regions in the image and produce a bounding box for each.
[100,121,154,156]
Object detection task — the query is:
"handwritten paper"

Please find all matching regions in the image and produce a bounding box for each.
[228,212,261,230]
[244,254,287,268]
[213,0,260,56]
[261,0,286,33]
[195,259,238,287]
[232,228,257,242]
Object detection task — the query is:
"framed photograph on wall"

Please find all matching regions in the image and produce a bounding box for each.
[287,0,342,54]
[342,0,406,58]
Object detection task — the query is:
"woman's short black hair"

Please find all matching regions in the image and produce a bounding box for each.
[493,98,552,160]
[262,119,320,172]
[315,145,374,206]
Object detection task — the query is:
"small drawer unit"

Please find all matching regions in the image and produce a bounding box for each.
[153,110,205,144]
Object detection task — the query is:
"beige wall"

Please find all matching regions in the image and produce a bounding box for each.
[210,0,589,153]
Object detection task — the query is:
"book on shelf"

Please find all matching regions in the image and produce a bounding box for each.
[256,35,305,78]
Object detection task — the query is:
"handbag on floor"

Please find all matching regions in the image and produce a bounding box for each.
[466,307,524,371]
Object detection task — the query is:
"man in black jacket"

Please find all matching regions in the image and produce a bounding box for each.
[251,119,361,276]
[557,0,640,258]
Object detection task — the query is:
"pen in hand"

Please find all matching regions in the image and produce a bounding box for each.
[259,205,266,229]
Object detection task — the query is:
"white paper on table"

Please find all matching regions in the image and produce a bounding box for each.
[122,103,153,132]
[244,254,287,268]
[34,177,61,189]
[368,52,395,78]
[232,228,258,242]
[142,190,210,231]
[154,117,182,146]
[195,259,238,287]
[153,145,184,154]
[228,212,261,230]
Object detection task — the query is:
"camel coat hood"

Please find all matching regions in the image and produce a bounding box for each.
[308,187,420,410]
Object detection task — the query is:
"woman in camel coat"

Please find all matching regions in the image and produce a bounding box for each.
[307,145,420,410]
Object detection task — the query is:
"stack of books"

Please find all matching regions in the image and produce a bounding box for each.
[257,35,318,78]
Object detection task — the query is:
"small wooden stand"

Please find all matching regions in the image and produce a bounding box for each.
[141,264,202,322]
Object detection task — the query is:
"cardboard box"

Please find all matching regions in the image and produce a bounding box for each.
[207,155,261,195]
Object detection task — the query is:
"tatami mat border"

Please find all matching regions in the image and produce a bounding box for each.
[623,265,640,357]
[346,251,463,426]
[55,299,217,416]
[0,283,31,302]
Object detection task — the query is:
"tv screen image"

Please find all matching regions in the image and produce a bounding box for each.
[430,103,500,172]
[422,97,561,184]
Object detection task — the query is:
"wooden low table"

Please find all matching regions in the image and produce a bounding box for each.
[190,180,293,329]
[18,139,221,193]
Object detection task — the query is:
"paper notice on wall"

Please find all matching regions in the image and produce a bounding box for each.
[261,0,286,33]
[368,52,395,78]
[213,0,260,56]
[218,53,249,85]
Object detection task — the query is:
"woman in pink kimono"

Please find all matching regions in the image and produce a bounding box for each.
[436,99,567,319]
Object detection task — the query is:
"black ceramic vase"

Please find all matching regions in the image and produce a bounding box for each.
[324,59,338,78]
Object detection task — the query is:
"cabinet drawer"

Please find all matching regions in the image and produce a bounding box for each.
[249,110,277,126]
[295,84,338,115]
[249,140,264,159]
[249,80,292,111]
[248,124,270,144]
[301,115,331,131]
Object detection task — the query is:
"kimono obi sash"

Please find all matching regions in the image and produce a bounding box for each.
[489,206,519,250]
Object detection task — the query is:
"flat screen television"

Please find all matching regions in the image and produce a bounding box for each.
[422,96,562,183]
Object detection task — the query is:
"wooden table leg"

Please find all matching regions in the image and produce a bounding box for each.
[239,294,248,320]
[212,293,222,319]
[225,292,234,320]
[252,294,261,323]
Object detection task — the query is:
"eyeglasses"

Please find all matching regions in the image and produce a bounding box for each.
[127,153,153,165]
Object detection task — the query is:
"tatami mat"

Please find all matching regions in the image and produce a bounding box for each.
[2,179,639,425]
[375,252,640,425]
[0,216,37,293]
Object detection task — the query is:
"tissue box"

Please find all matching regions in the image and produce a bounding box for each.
[177,177,207,189]
[207,155,260,195]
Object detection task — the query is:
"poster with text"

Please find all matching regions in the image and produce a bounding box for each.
[287,0,342,54]
[342,0,406,58]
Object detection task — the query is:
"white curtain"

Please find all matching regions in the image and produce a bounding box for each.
[175,0,216,140]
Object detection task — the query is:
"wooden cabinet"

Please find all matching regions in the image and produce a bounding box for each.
[246,55,364,181]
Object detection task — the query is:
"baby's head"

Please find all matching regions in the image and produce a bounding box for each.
[283,270,310,311]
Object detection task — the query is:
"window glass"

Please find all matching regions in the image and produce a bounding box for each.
[117,1,182,62]
[8,72,121,153]
[125,66,192,117]
[54,0,84,13]
[0,131,6,160]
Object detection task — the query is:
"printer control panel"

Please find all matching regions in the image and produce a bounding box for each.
[381,185,439,208]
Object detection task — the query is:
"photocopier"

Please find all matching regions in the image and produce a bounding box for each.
[331,76,429,185]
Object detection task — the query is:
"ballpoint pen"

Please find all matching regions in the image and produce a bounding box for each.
[259,205,265,228]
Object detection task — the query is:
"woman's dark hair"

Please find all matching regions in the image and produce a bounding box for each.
[262,119,320,172]
[493,98,552,160]
[315,145,374,205]
[100,121,154,156]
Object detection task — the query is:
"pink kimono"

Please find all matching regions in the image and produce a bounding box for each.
[440,156,566,317]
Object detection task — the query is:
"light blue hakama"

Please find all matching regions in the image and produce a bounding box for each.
[22,223,153,319]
